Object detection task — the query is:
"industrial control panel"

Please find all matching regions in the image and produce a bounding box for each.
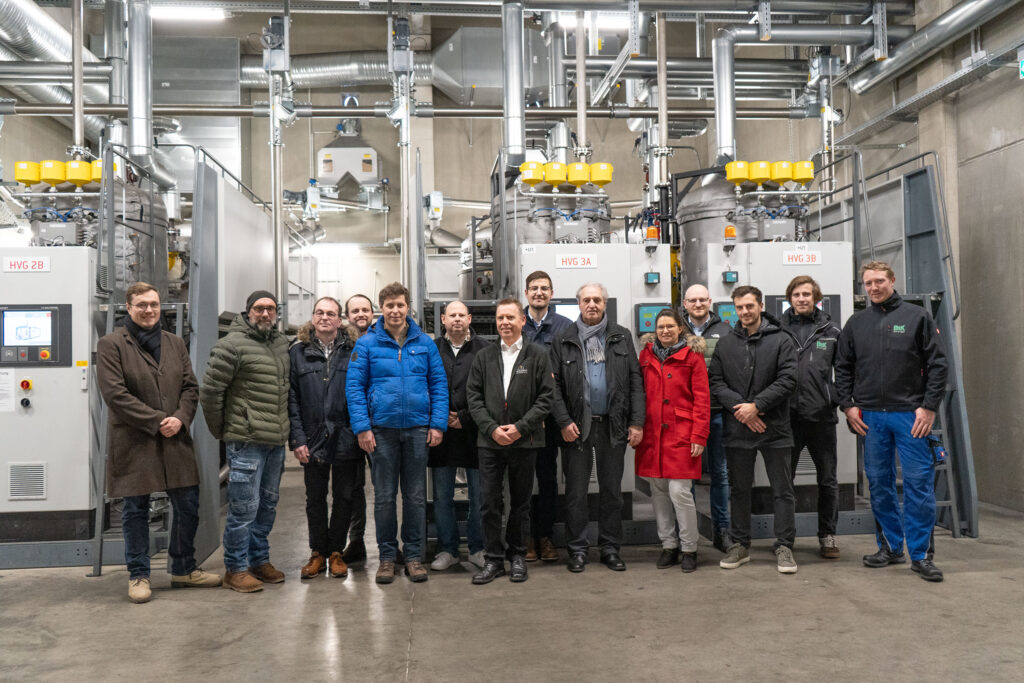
[0,304,72,367]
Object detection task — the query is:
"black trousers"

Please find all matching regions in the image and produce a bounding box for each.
[347,455,367,544]
[726,446,796,549]
[562,419,626,555]
[478,447,537,562]
[790,418,839,538]
[304,458,365,556]
[531,442,559,539]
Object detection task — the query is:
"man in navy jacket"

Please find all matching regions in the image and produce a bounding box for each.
[346,282,448,585]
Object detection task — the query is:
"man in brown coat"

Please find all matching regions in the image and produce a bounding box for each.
[96,282,221,603]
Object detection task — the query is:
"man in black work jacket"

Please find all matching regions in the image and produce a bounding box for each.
[780,275,843,561]
[551,282,645,573]
[709,285,799,574]
[835,261,948,582]
[466,298,555,584]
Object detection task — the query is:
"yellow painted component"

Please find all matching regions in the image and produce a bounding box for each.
[543,161,567,186]
[76,360,89,367]
[15,161,40,186]
[40,160,67,186]
[748,160,771,185]
[725,160,748,186]
[567,162,590,187]
[519,161,544,187]
[168,252,178,271]
[770,161,793,184]
[793,160,815,184]
[66,160,92,187]
[589,162,613,187]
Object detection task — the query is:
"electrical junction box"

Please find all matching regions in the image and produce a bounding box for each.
[635,303,670,336]
[722,270,739,284]
[644,271,660,285]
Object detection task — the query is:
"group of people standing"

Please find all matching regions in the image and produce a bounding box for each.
[95,258,948,603]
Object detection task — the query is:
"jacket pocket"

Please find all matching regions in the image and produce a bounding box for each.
[670,407,694,447]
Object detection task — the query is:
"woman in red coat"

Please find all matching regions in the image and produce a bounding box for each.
[636,309,712,572]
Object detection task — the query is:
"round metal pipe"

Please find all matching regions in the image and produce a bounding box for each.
[502,1,526,162]
[575,9,587,154]
[127,0,152,161]
[655,12,669,184]
[71,0,85,150]
[104,0,127,105]
[0,62,112,77]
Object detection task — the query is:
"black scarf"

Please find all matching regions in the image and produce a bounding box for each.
[125,317,162,363]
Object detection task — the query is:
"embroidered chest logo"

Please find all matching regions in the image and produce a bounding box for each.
[892,324,906,334]
[514,365,529,375]
[816,341,829,350]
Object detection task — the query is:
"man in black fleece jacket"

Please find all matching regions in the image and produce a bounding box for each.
[709,285,799,574]
[834,261,947,582]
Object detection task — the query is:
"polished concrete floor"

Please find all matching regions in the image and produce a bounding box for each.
[2,464,1023,681]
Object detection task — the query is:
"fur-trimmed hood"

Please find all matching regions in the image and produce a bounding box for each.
[295,321,359,346]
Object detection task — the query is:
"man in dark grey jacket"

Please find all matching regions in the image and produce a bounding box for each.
[466,299,554,584]
[709,285,799,574]
[551,283,645,573]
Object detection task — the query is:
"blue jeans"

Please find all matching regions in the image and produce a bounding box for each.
[862,410,936,561]
[707,412,730,530]
[122,485,200,579]
[223,442,286,573]
[431,465,484,555]
[371,427,428,562]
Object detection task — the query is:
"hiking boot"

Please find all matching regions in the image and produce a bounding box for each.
[128,577,152,603]
[680,552,698,573]
[430,551,460,571]
[863,547,906,568]
[912,558,944,582]
[775,546,798,574]
[405,560,429,583]
[525,538,539,562]
[819,535,840,560]
[719,543,750,569]
[342,540,367,564]
[170,568,222,588]
[249,563,285,584]
[657,548,681,569]
[539,537,559,562]
[223,570,263,593]
[328,552,348,578]
[376,560,396,584]
[300,552,326,579]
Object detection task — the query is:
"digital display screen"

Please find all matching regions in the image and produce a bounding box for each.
[2,310,53,346]
[554,303,581,321]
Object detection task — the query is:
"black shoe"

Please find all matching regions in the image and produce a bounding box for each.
[656,548,680,569]
[471,560,506,585]
[680,552,698,573]
[509,555,528,583]
[713,528,731,554]
[567,552,587,573]
[863,547,907,568]
[911,559,944,582]
[601,552,626,571]
[342,540,367,564]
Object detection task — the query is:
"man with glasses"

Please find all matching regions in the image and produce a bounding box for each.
[681,284,733,552]
[521,270,572,563]
[200,290,290,593]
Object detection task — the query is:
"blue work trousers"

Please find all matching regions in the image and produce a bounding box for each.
[223,442,286,573]
[706,412,730,530]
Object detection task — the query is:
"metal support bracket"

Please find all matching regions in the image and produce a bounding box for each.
[590,0,640,106]
[758,0,772,41]
[872,2,888,61]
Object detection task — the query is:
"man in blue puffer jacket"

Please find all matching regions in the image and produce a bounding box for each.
[346,282,449,585]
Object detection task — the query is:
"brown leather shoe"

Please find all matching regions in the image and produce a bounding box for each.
[328,552,348,578]
[249,563,285,584]
[525,537,539,562]
[301,552,326,579]
[376,560,396,584]
[223,570,263,593]
[539,537,559,562]
[405,559,429,583]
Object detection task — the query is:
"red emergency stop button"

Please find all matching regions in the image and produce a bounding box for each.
[39,349,51,360]
[20,379,33,391]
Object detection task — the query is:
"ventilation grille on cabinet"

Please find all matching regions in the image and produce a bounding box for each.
[9,462,47,500]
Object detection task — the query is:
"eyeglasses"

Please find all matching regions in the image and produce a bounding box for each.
[684,298,710,304]
[527,285,552,293]
[130,302,161,310]
[313,310,338,319]
[251,305,277,314]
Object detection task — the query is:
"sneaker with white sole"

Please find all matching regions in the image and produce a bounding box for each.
[467,551,486,569]
[128,577,152,603]
[430,551,460,571]
[719,543,750,569]
[775,545,798,574]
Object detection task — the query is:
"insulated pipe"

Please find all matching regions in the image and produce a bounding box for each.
[713,24,881,163]
[127,0,152,161]
[71,0,85,151]
[655,12,669,183]
[544,12,571,163]
[849,0,1024,94]
[574,10,586,155]
[502,1,526,164]
[238,51,432,88]
[104,0,126,105]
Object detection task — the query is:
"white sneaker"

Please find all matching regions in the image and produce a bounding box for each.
[430,551,460,571]
[128,577,152,603]
[467,551,486,569]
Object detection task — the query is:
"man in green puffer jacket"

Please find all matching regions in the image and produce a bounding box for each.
[200,290,290,593]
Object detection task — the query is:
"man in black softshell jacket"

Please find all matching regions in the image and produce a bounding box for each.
[834,261,948,582]
[709,285,799,574]
[780,275,843,561]
[466,299,555,585]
